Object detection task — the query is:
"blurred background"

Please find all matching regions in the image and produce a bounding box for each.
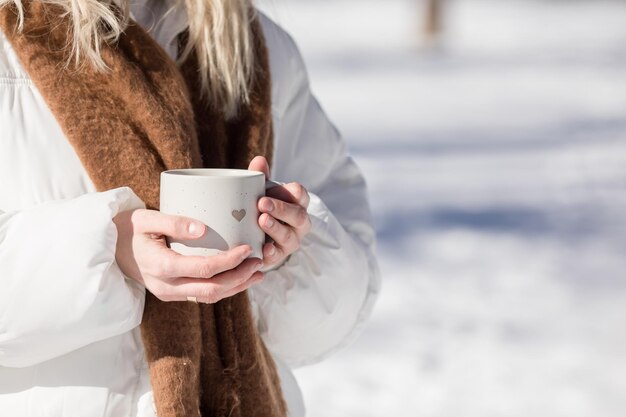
[256,0,626,416]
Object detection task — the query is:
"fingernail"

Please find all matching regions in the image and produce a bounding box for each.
[254,261,264,271]
[188,222,204,237]
[267,245,276,256]
[262,198,274,212]
[242,246,253,258]
[265,216,274,228]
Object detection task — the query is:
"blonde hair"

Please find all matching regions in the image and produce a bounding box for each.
[2,0,255,119]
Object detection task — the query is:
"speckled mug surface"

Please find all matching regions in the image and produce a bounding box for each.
[160,169,265,258]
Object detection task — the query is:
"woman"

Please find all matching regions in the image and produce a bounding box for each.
[0,0,380,416]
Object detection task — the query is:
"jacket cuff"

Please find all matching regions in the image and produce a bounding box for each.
[248,192,376,367]
[0,187,146,367]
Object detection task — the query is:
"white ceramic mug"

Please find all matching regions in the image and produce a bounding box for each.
[160,168,274,258]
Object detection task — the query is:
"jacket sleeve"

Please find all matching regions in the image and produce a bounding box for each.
[250,14,381,367]
[0,187,146,367]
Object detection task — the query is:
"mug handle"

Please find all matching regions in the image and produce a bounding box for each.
[260,180,290,271]
[263,180,286,229]
[265,180,283,192]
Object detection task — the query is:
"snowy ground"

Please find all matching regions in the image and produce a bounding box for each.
[257,1,626,416]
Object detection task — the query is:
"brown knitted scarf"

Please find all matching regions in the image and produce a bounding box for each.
[0,2,287,416]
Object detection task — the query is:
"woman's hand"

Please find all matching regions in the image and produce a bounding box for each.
[113,209,264,303]
[249,156,312,268]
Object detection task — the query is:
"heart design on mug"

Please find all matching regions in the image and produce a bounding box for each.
[232,209,246,222]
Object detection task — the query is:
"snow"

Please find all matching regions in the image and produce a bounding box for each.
[257,1,626,416]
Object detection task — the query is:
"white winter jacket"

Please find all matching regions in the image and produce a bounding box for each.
[0,5,380,417]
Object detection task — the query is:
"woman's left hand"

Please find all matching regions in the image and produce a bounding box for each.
[249,156,312,268]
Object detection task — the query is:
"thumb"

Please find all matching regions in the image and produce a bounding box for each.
[248,155,270,179]
[133,209,206,239]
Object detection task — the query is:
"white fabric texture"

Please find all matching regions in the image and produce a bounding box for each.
[0,4,380,417]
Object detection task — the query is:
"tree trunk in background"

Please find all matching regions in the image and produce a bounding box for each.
[423,0,444,44]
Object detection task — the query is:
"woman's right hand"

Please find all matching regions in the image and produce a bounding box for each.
[113,209,263,304]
